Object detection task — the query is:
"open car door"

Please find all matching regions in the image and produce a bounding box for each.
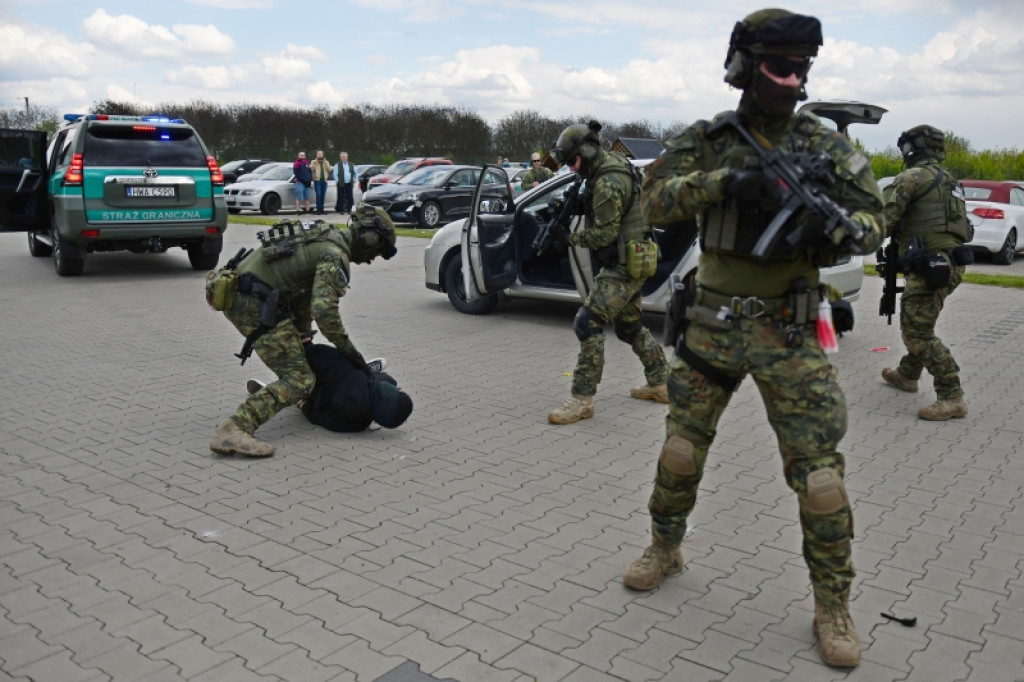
[460,164,516,303]
[0,129,49,232]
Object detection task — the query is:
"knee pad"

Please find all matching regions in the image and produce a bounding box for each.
[659,435,696,476]
[574,306,605,342]
[614,319,643,344]
[805,468,849,515]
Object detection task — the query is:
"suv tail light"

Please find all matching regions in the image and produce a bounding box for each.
[972,207,1004,220]
[63,153,84,186]
[207,156,224,185]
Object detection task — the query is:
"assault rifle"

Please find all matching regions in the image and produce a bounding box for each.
[876,234,904,325]
[532,174,583,255]
[706,112,864,259]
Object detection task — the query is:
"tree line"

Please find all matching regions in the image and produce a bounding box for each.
[3,100,1022,180]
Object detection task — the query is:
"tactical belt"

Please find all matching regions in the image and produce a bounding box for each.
[693,286,819,324]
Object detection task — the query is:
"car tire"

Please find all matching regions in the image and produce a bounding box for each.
[228,208,242,215]
[418,201,442,229]
[187,245,220,270]
[444,252,498,315]
[51,224,84,277]
[992,228,1017,265]
[260,193,281,215]
[28,231,52,257]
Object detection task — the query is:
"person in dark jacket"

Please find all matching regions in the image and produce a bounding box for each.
[248,336,412,432]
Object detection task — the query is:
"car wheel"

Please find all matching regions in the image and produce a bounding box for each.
[418,201,442,229]
[187,244,220,270]
[444,252,498,315]
[27,231,52,257]
[260,193,281,215]
[228,208,242,215]
[51,224,84,276]
[992,228,1017,265]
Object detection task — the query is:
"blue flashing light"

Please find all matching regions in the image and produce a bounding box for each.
[63,113,84,122]
[160,134,171,140]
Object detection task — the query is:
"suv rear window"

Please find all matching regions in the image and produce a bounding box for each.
[84,126,207,167]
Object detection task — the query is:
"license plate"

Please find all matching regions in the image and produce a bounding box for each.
[125,186,176,198]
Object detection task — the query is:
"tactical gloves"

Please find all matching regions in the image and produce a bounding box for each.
[723,169,782,211]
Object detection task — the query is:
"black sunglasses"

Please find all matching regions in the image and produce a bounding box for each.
[761,55,812,80]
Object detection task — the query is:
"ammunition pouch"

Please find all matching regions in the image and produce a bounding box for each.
[951,244,974,266]
[921,252,952,290]
[205,268,239,311]
[831,299,854,335]
[625,237,658,279]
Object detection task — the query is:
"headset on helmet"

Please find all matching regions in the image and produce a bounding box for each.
[549,120,603,171]
[898,124,946,162]
[351,203,397,260]
[723,9,822,89]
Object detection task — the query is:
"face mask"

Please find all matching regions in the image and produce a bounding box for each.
[751,71,802,117]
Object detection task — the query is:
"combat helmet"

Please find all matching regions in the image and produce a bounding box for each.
[898,125,946,165]
[350,203,397,262]
[549,120,603,175]
[724,9,823,89]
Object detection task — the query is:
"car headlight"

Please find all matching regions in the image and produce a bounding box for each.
[240,189,259,196]
[395,192,418,202]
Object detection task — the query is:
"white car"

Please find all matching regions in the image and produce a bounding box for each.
[424,165,865,316]
[961,180,1024,264]
[224,162,361,215]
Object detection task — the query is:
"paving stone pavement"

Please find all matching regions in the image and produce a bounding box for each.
[1,225,1022,682]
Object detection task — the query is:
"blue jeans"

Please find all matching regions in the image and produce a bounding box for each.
[336,183,355,213]
[314,180,328,212]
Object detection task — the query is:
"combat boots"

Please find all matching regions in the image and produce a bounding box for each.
[623,543,683,591]
[813,597,861,668]
[210,420,275,457]
[548,394,594,424]
[918,397,968,421]
[881,368,918,392]
[629,383,669,403]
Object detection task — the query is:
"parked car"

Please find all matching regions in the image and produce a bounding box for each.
[224,162,337,215]
[1,113,227,276]
[355,164,387,192]
[233,162,283,183]
[960,180,1024,265]
[366,157,452,189]
[424,163,865,316]
[362,165,511,229]
[507,166,530,197]
[220,158,274,184]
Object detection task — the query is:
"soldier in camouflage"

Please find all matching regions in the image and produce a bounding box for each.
[623,10,884,668]
[521,152,554,190]
[210,204,397,457]
[880,125,971,421]
[546,121,669,425]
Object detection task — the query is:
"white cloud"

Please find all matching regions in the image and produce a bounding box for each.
[259,54,313,82]
[186,0,274,7]
[0,23,96,78]
[284,44,327,61]
[81,9,234,59]
[167,65,235,89]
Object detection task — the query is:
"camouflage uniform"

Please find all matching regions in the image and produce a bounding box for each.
[882,150,969,407]
[638,101,884,608]
[225,227,359,434]
[566,150,668,398]
[522,165,553,190]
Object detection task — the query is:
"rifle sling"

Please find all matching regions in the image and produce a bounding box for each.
[675,327,742,393]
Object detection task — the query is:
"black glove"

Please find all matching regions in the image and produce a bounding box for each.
[723,169,782,212]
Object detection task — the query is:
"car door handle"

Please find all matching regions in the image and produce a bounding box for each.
[16,168,42,193]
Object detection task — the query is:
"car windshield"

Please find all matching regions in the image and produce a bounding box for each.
[385,160,418,175]
[397,167,454,186]
[259,164,294,181]
[219,160,247,173]
[84,125,207,166]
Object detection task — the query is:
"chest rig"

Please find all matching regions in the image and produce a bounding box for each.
[236,220,351,293]
[700,115,817,258]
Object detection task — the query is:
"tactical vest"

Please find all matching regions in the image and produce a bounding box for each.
[595,151,649,243]
[234,222,351,293]
[701,113,819,258]
[899,165,971,246]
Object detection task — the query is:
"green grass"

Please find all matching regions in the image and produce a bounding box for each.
[864,264,1024,289]
[229,215,432,238]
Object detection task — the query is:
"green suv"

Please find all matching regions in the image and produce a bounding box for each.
[0,113,228,276]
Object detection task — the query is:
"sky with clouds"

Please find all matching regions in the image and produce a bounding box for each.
[2,0,1022,153]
